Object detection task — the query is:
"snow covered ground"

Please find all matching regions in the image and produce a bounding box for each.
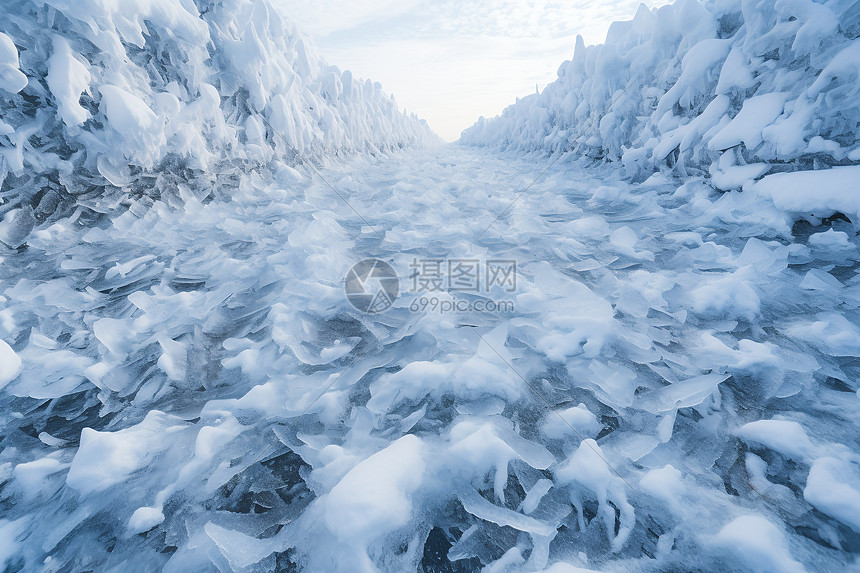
[1,0,860,572]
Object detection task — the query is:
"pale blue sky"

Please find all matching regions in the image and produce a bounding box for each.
[272,1,668,140]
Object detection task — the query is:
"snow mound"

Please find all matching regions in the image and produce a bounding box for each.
[461,0,860,221]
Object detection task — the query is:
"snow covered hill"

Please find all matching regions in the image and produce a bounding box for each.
[461,0,860,221]
[0,0,436,248]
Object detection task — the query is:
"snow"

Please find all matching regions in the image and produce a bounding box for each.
[0,33,28,94]
[541,404,601,440]
[461,0,860,225]
[735,419,817,461]
[708,93,788,151]
[2,0,860,571]
[0,0,436,247]
[66,410,187,494]
[46,38,91,127]
[323,434,426,544]
[556,439,634,552]
[127,506,165,534]
[803,457,860,533]
[753,166,860,223]
[712,515,806,573]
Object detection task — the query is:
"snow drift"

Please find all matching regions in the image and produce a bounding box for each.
[460,0,860,220]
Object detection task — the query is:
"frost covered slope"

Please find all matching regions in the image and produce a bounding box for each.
[461,0,860,216]
[0,0,435,246]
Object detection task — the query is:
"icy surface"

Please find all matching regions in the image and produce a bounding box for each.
[2,140,859,570]
[1,0,860,572]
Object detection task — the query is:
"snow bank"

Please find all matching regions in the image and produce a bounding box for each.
[0,0,435,244]
[461,0,860,221]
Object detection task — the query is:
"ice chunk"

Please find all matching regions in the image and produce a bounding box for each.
[367,360,451,413]
[808,38,860,98]
[639,465,684,507]
[716,47,755,93]
[275,164,304,185]
[536,565,602,573]
[556,439,633,551]
[458,487,555,536]
[204,522,284,570]
[609,226,653,261]
[541,404,601,440]
[786,312,860,357]
[13,456,67,499]
[67,411,187,494]
[0,339,22,389]
[799,269,843,292]
[157,336,187,381]
[638,373,729,414]
[520,478,554,515]
[808,229,851,250]
[656,39,732,119]
[93,317,138,358]
[0,207,35,248]
[687,272,760,321]
[484,547,525,573]
[710,162,769,191]
[0,518,28,570]
[754,166,860,223]
[127,506,165,534]
[98,85,165,163]
[712,515,806,573]
[803,456,860,532]
[99,85,159,135]
[517,262,616,360]
[708,93,787,151]
[0,32,27,93]
[735,419,816,461]
[323,434,425,543]
[47,37,91,126]
[447,418,555,502]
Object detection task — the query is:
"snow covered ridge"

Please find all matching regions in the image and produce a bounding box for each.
[460,0,860,220]
[0,0,435,243]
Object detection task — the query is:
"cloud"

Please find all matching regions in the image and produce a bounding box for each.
[324,35,573,141]
[270,0,671,140]
[271,0,426,38]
